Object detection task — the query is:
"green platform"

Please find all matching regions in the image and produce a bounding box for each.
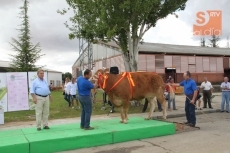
[0,117,175,153]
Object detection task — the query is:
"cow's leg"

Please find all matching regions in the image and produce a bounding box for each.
[123,103,129,124]
[145,97,155,120]
[120,107,125,123]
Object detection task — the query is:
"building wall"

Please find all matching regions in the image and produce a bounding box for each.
[138,54,225,84]
[72,47,227,84]
[47,72,62,87]
[138,54,224,73]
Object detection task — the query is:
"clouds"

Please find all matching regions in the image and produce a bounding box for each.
[0,0,78,73]
[1,0,230,73]
[144,0,230,47]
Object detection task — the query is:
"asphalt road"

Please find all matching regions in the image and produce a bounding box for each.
[60,112,230,153]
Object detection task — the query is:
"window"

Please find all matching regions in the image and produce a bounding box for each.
[56,80,61,87]
[50,80,55,86]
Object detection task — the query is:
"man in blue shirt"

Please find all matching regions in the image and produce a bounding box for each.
[173,71,198,127]
[30,69,52,131]
[77,69,98,130]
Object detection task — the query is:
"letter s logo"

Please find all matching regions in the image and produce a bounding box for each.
[194,11,209,26]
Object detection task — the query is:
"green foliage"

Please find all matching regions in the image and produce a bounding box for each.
[62,72,72,82]
[59,0,188,71]
[200,37,206,47]
[209,35,220,48]
[9,0,44,72]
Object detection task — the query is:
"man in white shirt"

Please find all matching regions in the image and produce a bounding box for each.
[220,77,230,113]
[70,78,80,109]
[200,77,213,109]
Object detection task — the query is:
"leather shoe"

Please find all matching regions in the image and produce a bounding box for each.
[84,127,94,130]
[188,123,195,127]
[43,126,50,129]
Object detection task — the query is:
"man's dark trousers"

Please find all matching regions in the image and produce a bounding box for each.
[185,95,196,125]
[64,93,71,106]
[203,90,212,108]
[79,95,92,128]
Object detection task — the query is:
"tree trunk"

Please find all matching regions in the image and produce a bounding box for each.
[122,31,139,72]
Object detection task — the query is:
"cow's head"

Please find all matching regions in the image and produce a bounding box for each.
[93,68,109,89]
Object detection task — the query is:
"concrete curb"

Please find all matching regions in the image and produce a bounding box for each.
[152,109,221,119]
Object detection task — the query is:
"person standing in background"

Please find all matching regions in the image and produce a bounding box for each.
[220,77,230,113]
[166,78,177,110]
[30,69,52,131]
[64,78,71,107]
[200,77,213,109]
[70,78,80,109]
[196,87,203,110]
[77,69,98,130]
[166,76,172,83]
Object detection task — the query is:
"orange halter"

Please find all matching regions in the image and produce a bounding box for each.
[98,72,135,98]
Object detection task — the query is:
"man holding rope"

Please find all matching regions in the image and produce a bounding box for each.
[172,71,198,127]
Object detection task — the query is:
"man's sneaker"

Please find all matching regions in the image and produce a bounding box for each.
[37,128,41,131]
[221,110,224,113]
[43,126,50,129]
[84,127,94,130]
[80,126,84,129]
[188,123,195,127]
[226,111,229,113]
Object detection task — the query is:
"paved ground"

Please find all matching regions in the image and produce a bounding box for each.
[60,113,230,153]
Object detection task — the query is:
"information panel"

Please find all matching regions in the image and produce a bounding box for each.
[6,72,29,112]
[0,73,8,112]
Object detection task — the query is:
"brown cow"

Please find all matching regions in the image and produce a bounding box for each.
[93,69,168,124]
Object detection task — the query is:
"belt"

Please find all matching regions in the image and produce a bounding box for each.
[36,94,48,97]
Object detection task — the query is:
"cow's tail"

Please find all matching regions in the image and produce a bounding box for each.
[168,85,175,100]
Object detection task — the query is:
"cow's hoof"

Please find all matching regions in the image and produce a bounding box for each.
[123,120,127,124]
[120,120,124,123]
[145,118,150,120]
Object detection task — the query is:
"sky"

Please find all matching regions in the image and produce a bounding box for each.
[0,0,229,73]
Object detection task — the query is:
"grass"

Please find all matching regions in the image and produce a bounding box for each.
[4,90,148,123]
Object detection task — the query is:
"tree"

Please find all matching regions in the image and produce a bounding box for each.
[200,37,206,47]
[9,0,44,72]
[59,0,188,71]
[62,72,72,82]
[208,35,220,48]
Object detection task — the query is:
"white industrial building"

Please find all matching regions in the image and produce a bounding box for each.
[0,60,62,87]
